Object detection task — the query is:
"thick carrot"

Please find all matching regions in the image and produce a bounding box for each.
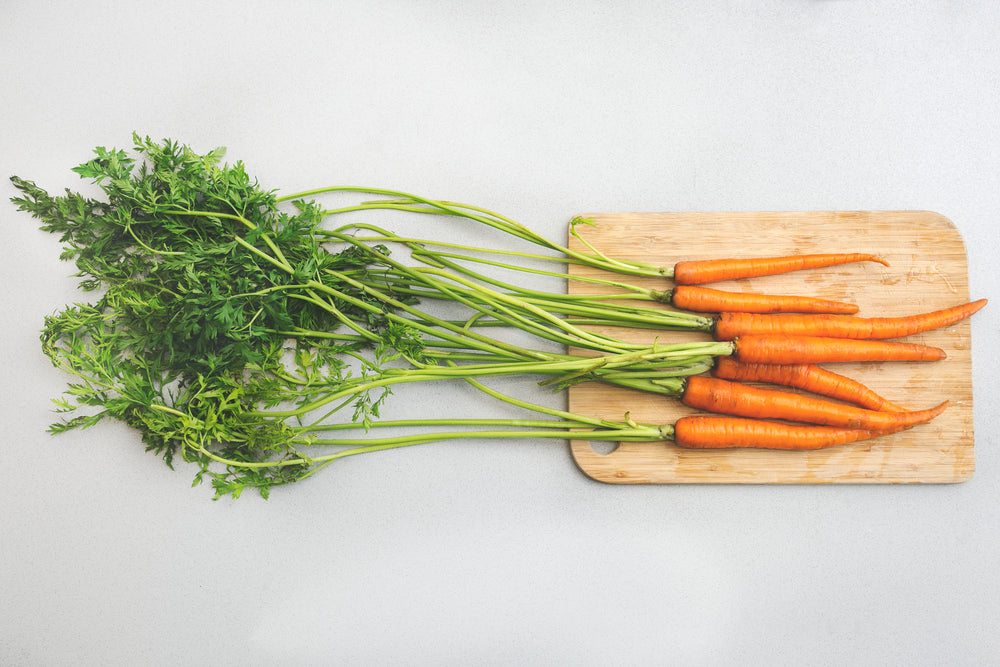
[732,335,946,364]
[669,285,858,314]
[672,253,888,285]
[680,376,946,429]
[673,416,910,450]
[713,299,987,341]
[711,357,906,411]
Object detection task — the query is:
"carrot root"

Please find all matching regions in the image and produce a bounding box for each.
[673,416,910,450]
[732,335,946,364]
[711,357,906,411]
[680,376,947,430]
[672,253,888,286]
[713,299,987,341]
[670,285,858,314]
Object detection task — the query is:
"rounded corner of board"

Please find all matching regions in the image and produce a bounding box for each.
[953,465,975,484]
[910,210,966,239]
[569,440,639,484]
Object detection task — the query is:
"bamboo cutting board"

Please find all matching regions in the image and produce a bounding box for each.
[566,211,975,484]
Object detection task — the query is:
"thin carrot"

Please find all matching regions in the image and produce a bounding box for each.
[711,357,906,411]
[672,253,888,285]
[732,335,946,364]
[713,298,987,341]
[672,416,910,450]
[669,285,858,314]
[680,376,946,430]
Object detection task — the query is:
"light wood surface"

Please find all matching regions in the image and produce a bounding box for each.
[566,211,975,484]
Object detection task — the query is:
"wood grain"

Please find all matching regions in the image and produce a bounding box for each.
[566,211,975,484]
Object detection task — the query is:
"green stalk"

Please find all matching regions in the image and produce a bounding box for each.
[320,230,649,354]
[275,187,671,278]
[281,373,675,483]
[255,341,731,420]
[313,221,712,336]
[321,221,664,298]
[358,270,709,333]
[304,425,668,446]
[307,276,560,361]
[273,422,671,485]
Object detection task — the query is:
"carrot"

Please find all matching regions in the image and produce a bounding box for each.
[672,253,888,285]
[669,285,858,314]
[713,299,987,341]
[680,376,946,430]
[732,335,946,364]
[711,357,906,411]
[672,416,910,450]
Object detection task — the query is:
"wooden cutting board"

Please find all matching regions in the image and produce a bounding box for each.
[566,211,975,484]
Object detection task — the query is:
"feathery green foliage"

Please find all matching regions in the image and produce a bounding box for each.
[11,134,723,498]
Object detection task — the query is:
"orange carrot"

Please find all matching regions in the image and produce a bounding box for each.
[711,357,906,411]
[669,285,858,314]
[680,376,946,429]
[672,416,910,450]
[713,299,987,341]
[672,253,888,285]
[732,335,946,364]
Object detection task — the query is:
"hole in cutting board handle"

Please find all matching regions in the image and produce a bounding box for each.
[588,440,620,456]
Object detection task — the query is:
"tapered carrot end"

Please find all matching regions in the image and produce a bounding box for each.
[818,301,861,315]
[890,400,950,427]
[896,400,949,419]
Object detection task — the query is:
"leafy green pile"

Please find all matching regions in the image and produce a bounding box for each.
[12,138,411,493]
[11,135,726,498]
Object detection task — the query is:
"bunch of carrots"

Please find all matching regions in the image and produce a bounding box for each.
[577,253,985,450]
[11,136,988,496]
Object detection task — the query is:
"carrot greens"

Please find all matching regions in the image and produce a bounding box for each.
[10,135,731,497]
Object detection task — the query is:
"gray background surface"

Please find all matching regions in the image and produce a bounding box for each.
[2,2,998,665]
